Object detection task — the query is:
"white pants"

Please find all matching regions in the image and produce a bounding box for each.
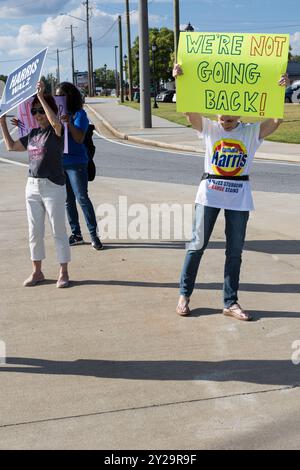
[26,178,71,264]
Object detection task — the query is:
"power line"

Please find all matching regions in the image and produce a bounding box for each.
[0,57,32,63]
[93,18,118,43]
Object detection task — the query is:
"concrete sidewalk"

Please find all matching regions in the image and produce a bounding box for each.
[0,159,300,449]
[86,98,300,163]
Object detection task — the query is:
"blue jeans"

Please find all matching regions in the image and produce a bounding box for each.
[179,204,249,308]
[64,164,98,239]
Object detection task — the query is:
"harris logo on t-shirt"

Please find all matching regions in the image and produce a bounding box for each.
[211,139,248,177]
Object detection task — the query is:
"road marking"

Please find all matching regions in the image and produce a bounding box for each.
[93,130,203,157]
[255,159,300,167]
[1,125,298,169]
[0,157,27,167]
[93,130,300,167]
[0,126,18,144]
[0,127,28,166]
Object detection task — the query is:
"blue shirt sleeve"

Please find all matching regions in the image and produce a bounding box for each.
[72,109,89,133]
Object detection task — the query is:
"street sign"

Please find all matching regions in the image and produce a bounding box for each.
[74,71,88,89]
[0,48,47,118]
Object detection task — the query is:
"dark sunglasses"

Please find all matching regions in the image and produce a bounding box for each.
[31,107,45,116]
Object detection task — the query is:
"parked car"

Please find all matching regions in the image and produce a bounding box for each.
[285,80,300,103]
[156,90,175,103]
[172,92,176,103]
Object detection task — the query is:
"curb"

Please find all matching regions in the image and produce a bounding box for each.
[86,104,201,153]
[86,104,300,163]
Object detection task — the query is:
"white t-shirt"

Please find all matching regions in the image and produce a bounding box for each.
[195,118,263,211]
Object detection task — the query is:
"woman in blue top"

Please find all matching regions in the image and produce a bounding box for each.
[56,82,103,251]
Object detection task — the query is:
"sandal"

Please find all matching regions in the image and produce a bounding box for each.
[223,303,252,321]
[23,272,45,287]
[176,297,191,316]
[56,273,69,289]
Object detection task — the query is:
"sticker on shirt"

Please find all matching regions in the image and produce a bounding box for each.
[28,134,46,162]
[210,139,248,177]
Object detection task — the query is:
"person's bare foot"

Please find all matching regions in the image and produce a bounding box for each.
[23,272,45,287]
[56,272,69,288]
[176,295,190,316]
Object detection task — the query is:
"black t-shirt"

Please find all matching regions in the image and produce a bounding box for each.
[20,126,65,186]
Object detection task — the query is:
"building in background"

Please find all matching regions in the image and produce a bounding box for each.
[74,71,89,92]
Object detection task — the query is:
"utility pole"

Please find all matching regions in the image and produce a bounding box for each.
[173,0,180,61]
[152,43,158,109]
[56,49,60,84]
[65,25,77,84]
[50,77,55,95]
[114,45,119,97]
[125,0,133,101]
[89,36,95,96]
[138,0,151,128]
[118,15,124,103]
[84,0,92,96]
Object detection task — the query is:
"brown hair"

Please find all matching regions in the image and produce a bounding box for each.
[31,94,58,115]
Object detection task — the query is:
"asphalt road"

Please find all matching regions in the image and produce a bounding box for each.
[1,125,299,194]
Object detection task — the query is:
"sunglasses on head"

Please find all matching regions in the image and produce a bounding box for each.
[31,107,45,116]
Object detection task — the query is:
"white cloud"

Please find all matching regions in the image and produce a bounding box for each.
[0,0,73,18]
[290,32,300,55]
[0,4,121,78]
[0,5,117,57]
[129,10,161,27]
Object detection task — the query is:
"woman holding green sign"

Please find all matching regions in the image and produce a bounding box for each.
[173,64,288,321]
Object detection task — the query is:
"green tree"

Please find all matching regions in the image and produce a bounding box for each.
[289,45,300,62]
[41,73,58,94]
[131,27,174,88]
[94,67,116,90]
[0,74,7,83]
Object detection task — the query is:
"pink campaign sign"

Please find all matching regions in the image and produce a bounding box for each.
[17,96,68,153]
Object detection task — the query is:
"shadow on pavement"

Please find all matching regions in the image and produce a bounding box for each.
[188,307,300,320]
[70,279,300,295]
[1,357,299,386]
[105,240,300,255]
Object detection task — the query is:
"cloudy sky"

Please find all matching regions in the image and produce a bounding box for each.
[0,0,299,81]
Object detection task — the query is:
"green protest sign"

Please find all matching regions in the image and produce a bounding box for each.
[177,32,289,118]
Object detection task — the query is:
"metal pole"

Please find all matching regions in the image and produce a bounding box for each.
[124,56,129,100]
[71,25,75,85]
[56,49,60,83]
[66,25,76,84]
[114,46,119,97]
[137,56,140,102]
[174,0,180,61]
[118,15,124,103]
[152,47,158,109]
[85,0,92,96]
[89,36,94,96]
[125,0,133,101]
[138,0,151,128]
[104,64,107,96]
[136,55,140,102]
